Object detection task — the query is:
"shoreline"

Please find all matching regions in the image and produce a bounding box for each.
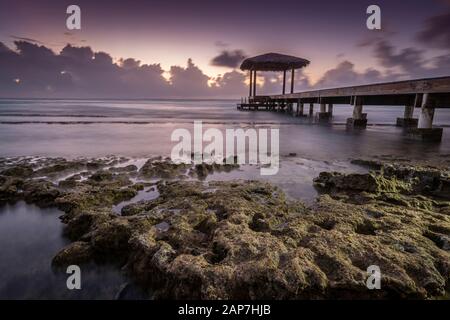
[0,155,449,299]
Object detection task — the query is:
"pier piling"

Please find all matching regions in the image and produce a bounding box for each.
[347,97,367,129]
[397,94,420,127]
[309,103,314,117]
[316,103,330,123]
[408,93,443,141]
[297,101,304,117]
[237,76,450,142]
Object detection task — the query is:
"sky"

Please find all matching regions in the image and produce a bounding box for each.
[0,0,449,98]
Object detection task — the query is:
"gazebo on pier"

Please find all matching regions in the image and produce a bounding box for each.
[240,52,310,97]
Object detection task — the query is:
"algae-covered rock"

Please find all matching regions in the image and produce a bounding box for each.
[1,165,33,178]
[314,171,411,194]
[52,241,93,267]
[139,159,188,179]
[22,179,61,207]
[189,162,239,180]
[90,218,133,261]
[0,175,23,203]
[1,156,449,299]
[124,180,449,299]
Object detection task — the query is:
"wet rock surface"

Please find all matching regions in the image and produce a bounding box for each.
[0,156,449,299]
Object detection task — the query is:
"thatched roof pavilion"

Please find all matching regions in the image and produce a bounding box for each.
[240,53,310,96]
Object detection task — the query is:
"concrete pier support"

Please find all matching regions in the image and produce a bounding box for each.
[316,103,331,123]
[297,101,304,117]
[397,94,419,127]
[287,103,293,114]
[346,97,367,129]
[309,103,314,117]
[320,103,326,113]
[418,105,434,129]
[327,103,333,116]
[396,104,418,127]
[405,104,414,119]
[407,93,443,142]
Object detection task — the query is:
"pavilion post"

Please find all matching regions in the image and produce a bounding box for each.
[282,70,286,95]
[253,70,257,97]
[290,68,295,94]
[249,70,253,97]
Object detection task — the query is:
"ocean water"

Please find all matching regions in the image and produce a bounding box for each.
[0,201,146,299]
[0,98,449,158]
[0,98,449,299]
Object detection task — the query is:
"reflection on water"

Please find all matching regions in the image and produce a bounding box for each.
[0,201,146,299]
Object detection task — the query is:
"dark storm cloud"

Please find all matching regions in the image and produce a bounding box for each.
[416,11,450,49]
[210,50,246,68]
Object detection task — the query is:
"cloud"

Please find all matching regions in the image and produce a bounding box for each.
[170,59,211,96]
[119,58,141,69]
[372,40,427,76]
[61,44,94,61]
[0,39,447,99]
[212,70,247,95]
[0,41,171,98]
[0,42,12,53]
[314,60,397,89]
[368,39,450,78]
[430,54,450,74]
[210,50,246,68]
[10,35,45,44]
[0,41,242,98]
[416,11,450,49]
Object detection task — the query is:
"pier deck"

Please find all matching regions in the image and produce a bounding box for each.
[237,76,450,141]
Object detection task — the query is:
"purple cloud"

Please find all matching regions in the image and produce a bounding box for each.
[210,50,246,68]
[416,11,450,49]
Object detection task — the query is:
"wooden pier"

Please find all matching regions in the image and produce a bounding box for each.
[237,76,450,142]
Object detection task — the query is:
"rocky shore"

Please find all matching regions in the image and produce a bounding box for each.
[0,156,449,299]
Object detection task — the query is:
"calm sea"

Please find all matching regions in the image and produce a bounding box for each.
[0,98,449,159]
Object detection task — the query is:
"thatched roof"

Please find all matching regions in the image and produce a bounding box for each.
[240,53,310,71]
